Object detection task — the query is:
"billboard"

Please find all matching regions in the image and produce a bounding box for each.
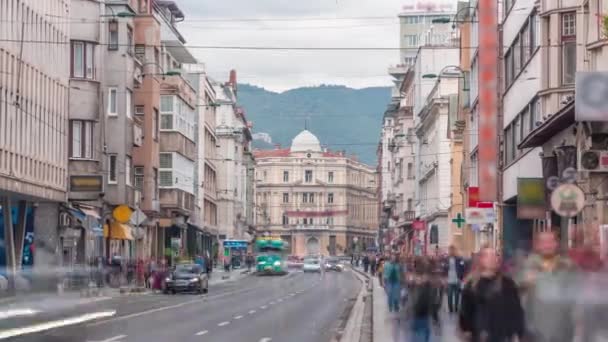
[517,178,546,219]
[478,0,499,202]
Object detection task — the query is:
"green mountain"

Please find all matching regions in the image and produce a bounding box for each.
[238,84,391,165]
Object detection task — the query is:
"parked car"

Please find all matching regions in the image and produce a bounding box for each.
[164,264,209,294]
[287,255,304,269]
[302,258,322,273]
[324,258,344,272]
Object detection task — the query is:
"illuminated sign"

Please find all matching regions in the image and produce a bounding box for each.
[223,240,249,248]
[478,0,498,202]
[401,0,456,12]
[70,175,103,192]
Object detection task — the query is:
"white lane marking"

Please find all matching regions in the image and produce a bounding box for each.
[87,335,127,342]
[234,315,243,320]
[0,309,39,320]
[248,310,256,314]
[218,321,230,327]
[0,311,116,340]
[259,338,272,342]
[260,305,267,309]
[195,330,208,336]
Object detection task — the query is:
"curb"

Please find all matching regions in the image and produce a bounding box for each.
[333,267,370,342]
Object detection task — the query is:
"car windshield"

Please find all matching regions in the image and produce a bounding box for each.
[175,265,199,274]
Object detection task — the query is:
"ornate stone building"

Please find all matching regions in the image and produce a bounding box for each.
[254,130,378,257]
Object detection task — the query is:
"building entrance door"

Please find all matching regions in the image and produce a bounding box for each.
[306,237,319,256]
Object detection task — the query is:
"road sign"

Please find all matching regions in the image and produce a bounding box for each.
[451,213,465,228]
[130,208,147,226]
[550,183,585,217]
[112,205,132,223]
[576,72,608,121]
[465,207,496,225]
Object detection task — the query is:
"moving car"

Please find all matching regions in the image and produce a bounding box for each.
[164,264,209,294]
[286,255,304,269]
[302,258,322,273]
[324,258,344,272]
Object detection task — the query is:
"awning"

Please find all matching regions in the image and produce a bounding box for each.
[103,222,134,240]
[519,101,575,149]
[67,208,86,222]
[80,208,100,219]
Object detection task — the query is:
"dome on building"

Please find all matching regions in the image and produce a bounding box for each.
[290,130,322,152]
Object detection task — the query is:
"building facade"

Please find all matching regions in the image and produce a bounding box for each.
[255,130,378,257]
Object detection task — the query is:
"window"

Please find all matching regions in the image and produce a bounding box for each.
[404,34,418,47]
[328,171,334,183]
[407,198,413,211]
[561,12,576,85]
[134,166,144,190]
[282,214,289,225]
[303,218,308,225]
[305,170,313,182]
[283,171,289,182]
[504,0,515,16]
[159,153,172,168]
[159,171,173,186]
[403,16,420,24]
[327,217,334,225]
[407,163,413,179]
[504,49,513,88]
[135,105,144,116]
[160,95,174,129]
[309,193,315,203]
[108,154,117,184]
[302,193,309,203]
[134,44,145,61]
[126,89,132,118]
[127,26,134,55]
[521,20,531,64]
[70,120,93,159]
[328,193,334,203]
[125,156,132,186]
[307,218,313,225]
[404,57,416,65]
[107,87,117,116]
[70,41,95,79]
[562,12,576,36]
[153,168,159,199]
[108,21,118,50]
[513,37,521,76]
[283,193,289,203]
[153,108,159,140]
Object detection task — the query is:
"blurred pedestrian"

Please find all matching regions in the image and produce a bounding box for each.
[459,246,525,342]
[518,231,576,342]
[363,254,370,273]
[377,256,385,287]
[406,257,441,342]
[383,253,402,313]
[574,245,608,342]
[370,254,377,276]
[443,245,466,314]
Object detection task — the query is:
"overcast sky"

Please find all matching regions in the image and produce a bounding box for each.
[177,0,406,91]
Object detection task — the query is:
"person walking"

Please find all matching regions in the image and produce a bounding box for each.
[370,254,377,276]
[363,254,370,273]
[459,246,525,342]
[377,256,385,287]
[406,258,440,342]
[383,253,402,313]
[518,231,576,342]
[443,245,466,314]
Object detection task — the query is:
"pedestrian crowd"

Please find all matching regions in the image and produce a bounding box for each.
[365,231,608,342]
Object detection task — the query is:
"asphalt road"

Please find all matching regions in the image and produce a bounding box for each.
[3,269,360,342]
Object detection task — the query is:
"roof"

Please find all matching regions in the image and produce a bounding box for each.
[519,101,575,149]
[291,130,322,152]
[253,148,291,158]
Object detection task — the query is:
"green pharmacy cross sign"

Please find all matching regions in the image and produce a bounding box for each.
[452,213,466,228]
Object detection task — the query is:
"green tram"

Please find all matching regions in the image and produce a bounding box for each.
[255,238,288,275]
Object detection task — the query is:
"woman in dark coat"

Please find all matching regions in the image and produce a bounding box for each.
[459,246,525,342]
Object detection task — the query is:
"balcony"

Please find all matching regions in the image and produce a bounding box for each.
[160,74,196,108]
[160,188,195,215]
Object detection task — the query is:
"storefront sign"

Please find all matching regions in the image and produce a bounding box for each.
[550,184,585,218]
[413,220,425,230]
[223,240,248,249]
[517,178,546,219]
[70,175,103,192]
[478,0,498,202]
[465,208,496,225]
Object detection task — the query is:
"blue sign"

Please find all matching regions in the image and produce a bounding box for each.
[223,240,248,249]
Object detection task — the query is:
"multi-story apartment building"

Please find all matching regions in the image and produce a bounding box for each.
[255,130,378,257]
[0,0,70,275]
[399,1,457,66]
[214,72,255,248]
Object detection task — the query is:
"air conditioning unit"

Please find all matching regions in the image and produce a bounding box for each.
[133,124,143,147]
[579,150,608,172]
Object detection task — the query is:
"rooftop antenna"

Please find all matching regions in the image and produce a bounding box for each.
[304,116,309,130]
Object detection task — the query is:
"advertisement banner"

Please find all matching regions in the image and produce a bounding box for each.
[575,72,608,121]
[465,207,496,225]
[517,178,546,219]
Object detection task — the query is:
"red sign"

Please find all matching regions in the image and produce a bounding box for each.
[413,220,425,230]
[478,0,498,202]
[468,187,480,207]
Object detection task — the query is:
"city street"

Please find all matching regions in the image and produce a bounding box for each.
[1,270,359,342]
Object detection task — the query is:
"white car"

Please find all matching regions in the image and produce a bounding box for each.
[302,258,321,273]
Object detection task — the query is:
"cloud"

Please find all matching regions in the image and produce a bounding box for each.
[177,0,403,91]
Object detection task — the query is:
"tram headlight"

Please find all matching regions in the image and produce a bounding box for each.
[273,261,281,266]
